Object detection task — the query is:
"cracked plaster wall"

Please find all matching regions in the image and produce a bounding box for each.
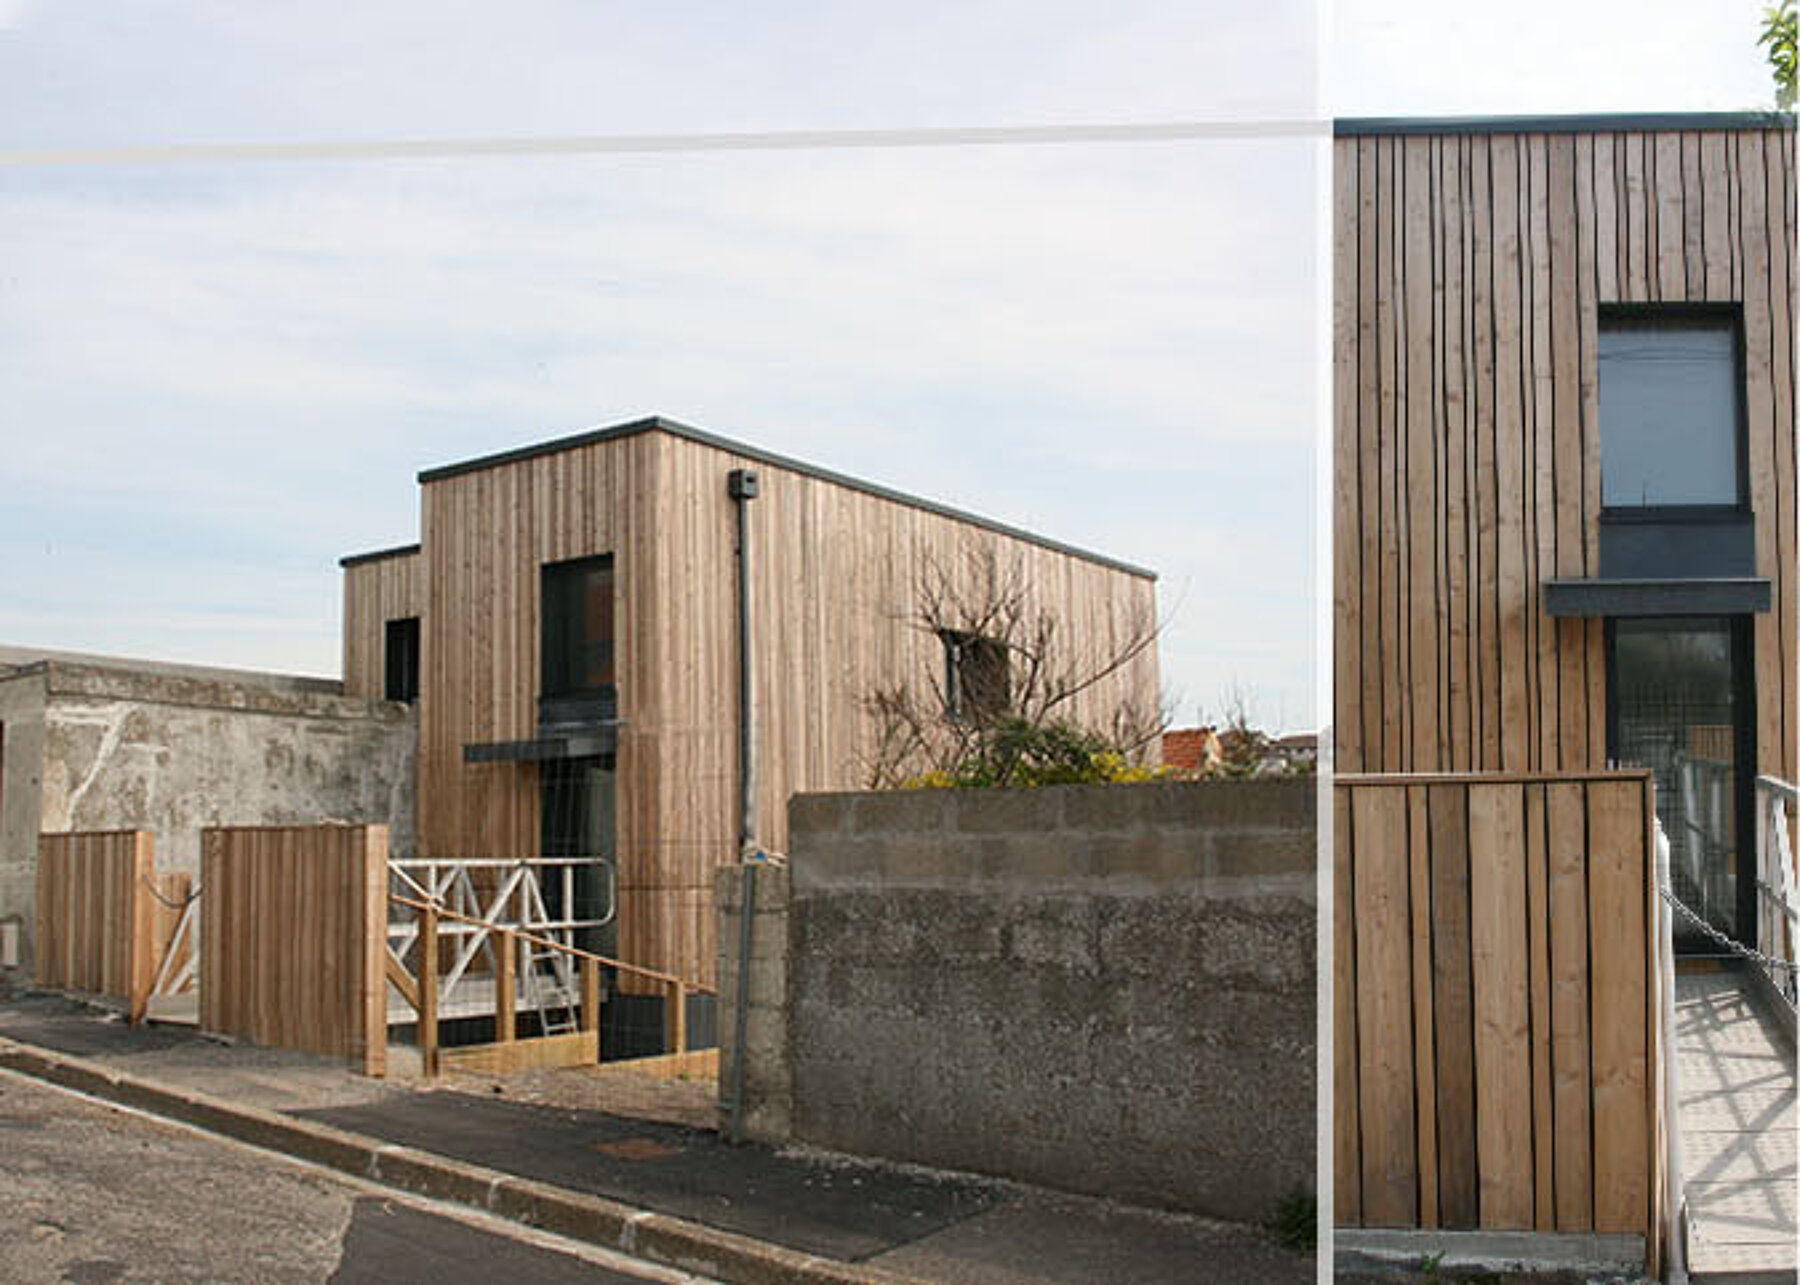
[3,661,414,974]
[0,669,48,973]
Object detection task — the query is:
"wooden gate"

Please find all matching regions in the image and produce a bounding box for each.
[1335,771,1662,1253]
[35,831,188,1022]
[201,824,388,1075]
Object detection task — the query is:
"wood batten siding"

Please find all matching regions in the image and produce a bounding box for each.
[199,825,388,1075]
[416,430,659,892]
[414,428,1158,990]
[1333,125,1797,785]
[1334,772,1660,1254]
[342,547,422,700]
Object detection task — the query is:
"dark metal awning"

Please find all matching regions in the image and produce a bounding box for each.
[1543,577,1772,618]
[464,725,620,763]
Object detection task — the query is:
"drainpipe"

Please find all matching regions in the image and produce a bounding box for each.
[726,467,759,1142]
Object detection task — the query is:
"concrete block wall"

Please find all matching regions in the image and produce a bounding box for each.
[717,778,1315,1224]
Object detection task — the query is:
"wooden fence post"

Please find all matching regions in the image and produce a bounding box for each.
[580,957,601,1065]
[419,904,439,1077]
[672,980,688,1056]
[494,928,516,1045]
[126,831,155,1024]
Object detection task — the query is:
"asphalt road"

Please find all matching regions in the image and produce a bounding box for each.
[0,1069,708,1284]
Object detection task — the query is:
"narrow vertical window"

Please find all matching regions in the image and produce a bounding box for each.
[542,555,615,696]
[384,617,420,703]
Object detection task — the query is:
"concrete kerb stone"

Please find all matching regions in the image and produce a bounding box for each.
[368,1143,501,1208]
[485,1177,906,1284]
[0,1037,915,1285]
[0,1037,379,1176]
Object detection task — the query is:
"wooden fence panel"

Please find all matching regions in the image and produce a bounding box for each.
[1335,771,1660,1254]
[35,831,155,1020]
[1352,784,1418,1225]
[201,825,387,1075]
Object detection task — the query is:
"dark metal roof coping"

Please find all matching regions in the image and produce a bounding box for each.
[338,542,422,569]
[1336,111,1795,137]
[414,415,1157,581]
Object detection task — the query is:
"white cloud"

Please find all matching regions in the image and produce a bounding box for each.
[1335,0,1777,115]
[0,130,1321,719]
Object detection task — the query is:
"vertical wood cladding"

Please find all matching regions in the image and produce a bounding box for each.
[1334,126,1797,784]
[412,428,1159,987]
[342,548,422,701]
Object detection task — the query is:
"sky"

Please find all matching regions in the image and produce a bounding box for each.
[0,2,1786,735]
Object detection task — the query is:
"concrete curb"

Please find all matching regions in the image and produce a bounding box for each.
[1333,1228,1647,1277]
[0,1037,914,1285]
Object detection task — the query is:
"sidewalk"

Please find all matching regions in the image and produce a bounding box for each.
[0,985,1313,1283]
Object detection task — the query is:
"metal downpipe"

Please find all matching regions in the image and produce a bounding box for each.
[727,467,759,1143]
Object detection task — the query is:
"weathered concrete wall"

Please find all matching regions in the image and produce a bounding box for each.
[0,669,49,973]
[718,778,1316,1224]
[716,862,792,1139]
[1,658,414,973]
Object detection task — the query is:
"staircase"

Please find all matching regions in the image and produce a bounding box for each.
[520,942,581,1037]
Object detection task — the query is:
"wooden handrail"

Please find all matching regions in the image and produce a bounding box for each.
[388,891,716,997]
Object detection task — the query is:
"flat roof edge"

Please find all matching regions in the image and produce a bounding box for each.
[339,542,422,569]
[1336,111,1795,137]
[417,416,1158,581]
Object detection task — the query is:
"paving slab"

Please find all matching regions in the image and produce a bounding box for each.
[868,1189,1308,1284]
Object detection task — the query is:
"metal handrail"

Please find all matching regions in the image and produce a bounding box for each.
[1753,776,1798,1006]
[1754,774,1798,803]
[1654,818,1688,1285]
[389,892,713,994]
[386,855,616,1005]
[387,889,715,1077]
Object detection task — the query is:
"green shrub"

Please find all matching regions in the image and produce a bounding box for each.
[901,717,1175,789]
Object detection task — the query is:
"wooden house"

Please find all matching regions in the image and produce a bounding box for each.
[1332,113,1796,1262]
[341,416,1159,1030]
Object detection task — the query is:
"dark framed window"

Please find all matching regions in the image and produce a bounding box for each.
[941,630,1009,723]
[542,555,615,696]
[384,617,420,703]
[1599,308,1745,510]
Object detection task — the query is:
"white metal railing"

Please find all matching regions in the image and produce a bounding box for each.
[1653,817,1688,1285]
[387,856,616,1026]
[1753,776,1799,1007]
[1675,754,1734,930]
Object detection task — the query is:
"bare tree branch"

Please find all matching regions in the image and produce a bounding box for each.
[859,544,1167,787]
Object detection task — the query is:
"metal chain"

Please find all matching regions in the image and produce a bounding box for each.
[1658,882,1800,985]
[138,875,202,911]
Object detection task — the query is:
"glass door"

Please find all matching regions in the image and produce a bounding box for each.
[540,755,616,957]
[1610,617,1752,951]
